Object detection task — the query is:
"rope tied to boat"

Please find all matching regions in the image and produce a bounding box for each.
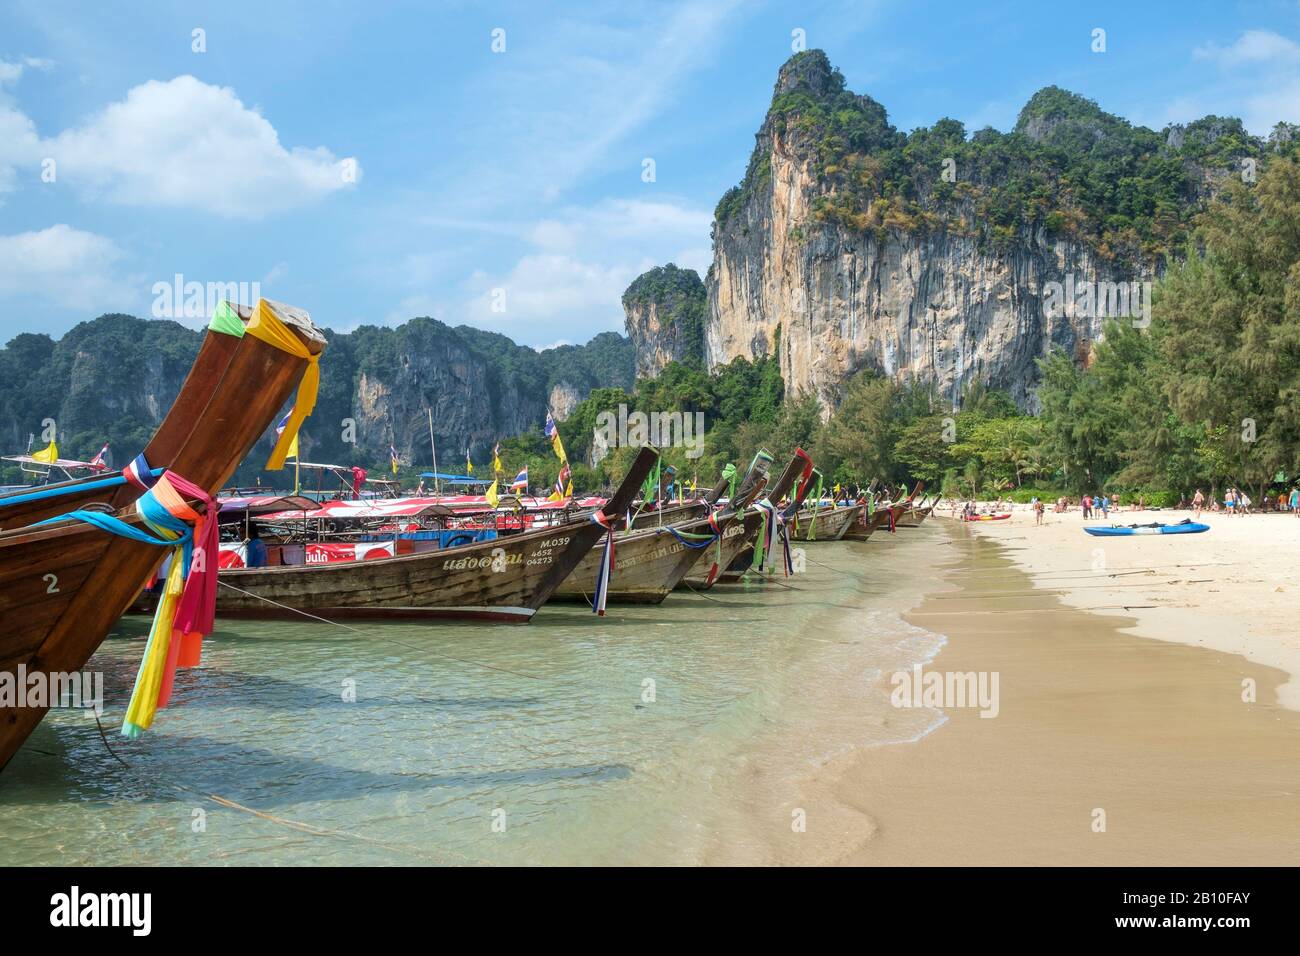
[34,459,219,737]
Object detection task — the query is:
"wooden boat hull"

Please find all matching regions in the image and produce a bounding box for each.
[790,504,862,541]
[191,447,659,622]
[711,448,815,583]
[557,472,761,603]
[555,515,715,604]
[682,509,762,587]
[842,507,892,540]
[0,299,324,772]
[896,508,930,527]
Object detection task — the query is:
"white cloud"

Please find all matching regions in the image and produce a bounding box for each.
[527,198,712,254]
[0,225,135,312]
[1155,30,1300,135]
[1195,30,1300,67]
[0,61,44,193]
[0,74,359,217]
[445,197,712,341]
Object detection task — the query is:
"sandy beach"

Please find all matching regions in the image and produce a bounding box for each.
[957,505,1300,711]
[712,512,1300,866]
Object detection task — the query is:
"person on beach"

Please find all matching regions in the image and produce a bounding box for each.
[1099,493,1109,518]
[1225,488,1235,514]
[1082,494,1092,519]
[1033,497,1044,526]
[1240,491,1252,515]
[1290,486,1299,516]
[1192,488,1204,519]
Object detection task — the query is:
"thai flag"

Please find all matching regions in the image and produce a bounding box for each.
[275,409,292,438]
[554,462,571,497]
[510,466,528,489]
[89,442,110,471]
[544,412,558,440]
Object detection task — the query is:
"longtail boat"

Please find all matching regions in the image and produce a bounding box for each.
[711,448,815,584]
[207,447,659,622]
[554,454,771,605]
[896,496,935,527]
[842,506,883,541]
[0,299,325,772]
[789,470,864,541]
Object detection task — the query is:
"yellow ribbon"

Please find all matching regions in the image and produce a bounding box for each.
[245,299,320,470]
[122,555,184,733]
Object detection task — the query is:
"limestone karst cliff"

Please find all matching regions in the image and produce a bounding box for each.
[0,314,634,482]
[698,50,1279,410]
[622,264,707,379]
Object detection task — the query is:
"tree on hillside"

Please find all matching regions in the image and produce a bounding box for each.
[1158,156,1300,497]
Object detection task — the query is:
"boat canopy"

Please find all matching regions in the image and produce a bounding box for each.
[218,495,319,514]
[419,471,486,484]
[1,454,107,472]
[256,498,457,522]
[256,495,606,522]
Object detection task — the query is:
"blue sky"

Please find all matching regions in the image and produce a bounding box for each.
[2,0,1298,347]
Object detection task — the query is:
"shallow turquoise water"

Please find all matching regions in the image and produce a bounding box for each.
[0,528,945,865]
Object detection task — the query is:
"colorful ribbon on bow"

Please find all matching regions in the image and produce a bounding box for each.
[720,462,737,504]
[245,299,319,470]
[805,473,825,540]
[590,510,618,615]
[36,461,219,737]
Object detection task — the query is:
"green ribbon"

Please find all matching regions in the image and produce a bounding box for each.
[721,462,737,503]
[806,473,824,540]
[208,300,246,338]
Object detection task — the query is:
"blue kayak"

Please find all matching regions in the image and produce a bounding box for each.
[1084,521,1210,537]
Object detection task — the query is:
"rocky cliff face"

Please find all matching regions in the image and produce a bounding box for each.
[0,314,634,482]
[708,183,1144,410]
[701,51,1263,410]
[622,264,707,379]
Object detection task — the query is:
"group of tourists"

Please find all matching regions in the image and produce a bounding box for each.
[1080,493,1119,519]
[1189,486,1300,518]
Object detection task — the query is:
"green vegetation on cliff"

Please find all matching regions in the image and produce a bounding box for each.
[622,264,707,369]
[716,49,1296,263]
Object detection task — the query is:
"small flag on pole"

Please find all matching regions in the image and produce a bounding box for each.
[89,441,110,471]
[510,466,528,490]
[275,409,299,460]
[390,444,400,475]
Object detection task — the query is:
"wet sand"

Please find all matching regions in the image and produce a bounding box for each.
[720,522,1300,865]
